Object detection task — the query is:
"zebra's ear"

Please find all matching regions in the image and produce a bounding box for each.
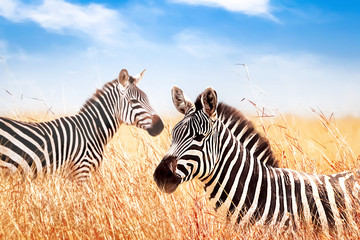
[133,69,146,85]
[172,86,195,115]
[201,87,217,120]
[118,69,130,87]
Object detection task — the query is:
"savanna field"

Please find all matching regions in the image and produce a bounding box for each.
[1,111,360,239]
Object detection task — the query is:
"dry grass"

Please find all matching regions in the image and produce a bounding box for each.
[0,112,360,239]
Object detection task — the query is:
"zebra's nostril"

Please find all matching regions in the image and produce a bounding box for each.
[167,169,173,178]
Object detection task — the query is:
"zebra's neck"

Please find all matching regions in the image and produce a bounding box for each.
[202,104,279,220]
[216,102,278,167]
[78,79,122,147]
[193,95,278,167]
[202,122,265,218]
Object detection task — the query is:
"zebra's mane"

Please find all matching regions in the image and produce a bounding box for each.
[79,76,139,113]
[79,79,118,113]
[195,96,279,167]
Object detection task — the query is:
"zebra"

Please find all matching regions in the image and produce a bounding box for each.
[0,68,164,181]
[153,86,360,235]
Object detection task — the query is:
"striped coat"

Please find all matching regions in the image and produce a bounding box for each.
[154,86,359,235]
[0,69,164,180]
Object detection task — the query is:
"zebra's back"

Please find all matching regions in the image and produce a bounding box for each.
[0,116,84,177]
[231,165,360,234]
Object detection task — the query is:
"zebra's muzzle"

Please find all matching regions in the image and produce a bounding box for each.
[147,115,164,136]
[153,156,181,194]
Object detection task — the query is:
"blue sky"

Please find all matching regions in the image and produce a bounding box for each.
[0,0,360,117]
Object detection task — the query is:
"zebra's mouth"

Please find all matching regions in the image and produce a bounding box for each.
[146,115,164,136]
[153,156,181,194]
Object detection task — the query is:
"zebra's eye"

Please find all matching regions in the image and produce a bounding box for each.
[193,133,205,141]
[130,99,138,104]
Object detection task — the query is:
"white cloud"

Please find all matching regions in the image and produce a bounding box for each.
[0,39,8,53]
[173,29,237,58]
[0,0,18,19]
[172,29,360,116]
[170,0,272,17]
[0,0,123,43]
[243,53,360,116]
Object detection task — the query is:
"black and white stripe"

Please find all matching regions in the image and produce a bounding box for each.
[0,69,164,180]
[154,86,359,235]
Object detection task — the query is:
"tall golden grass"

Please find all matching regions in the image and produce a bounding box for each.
[0,111,360,239]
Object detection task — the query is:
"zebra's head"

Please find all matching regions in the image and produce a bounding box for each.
[154,86,218,193]
[117,69,164,136]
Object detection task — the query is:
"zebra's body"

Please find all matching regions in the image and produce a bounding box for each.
[154,86,359,235]
[0,69,164,180]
